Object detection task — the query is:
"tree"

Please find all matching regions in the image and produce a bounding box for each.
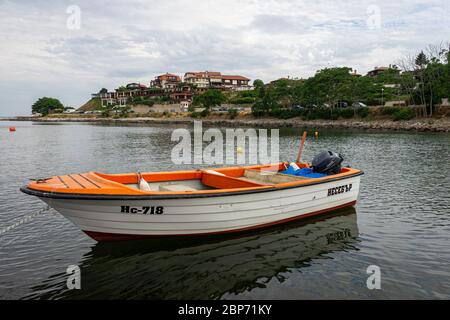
[98,88,108,94]
[253,79,264,89]
[351,76,379,105]
[415,51,429,69]
[252,79,266,99]
[31,97,64,115]
[302,67,354,107]
[397,43,449,116]
[195,89,226,110]
[251,88,279,116]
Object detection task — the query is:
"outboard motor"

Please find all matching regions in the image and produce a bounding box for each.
[311,151,344,175]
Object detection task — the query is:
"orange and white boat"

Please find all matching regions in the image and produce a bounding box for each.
[21,160,363,242]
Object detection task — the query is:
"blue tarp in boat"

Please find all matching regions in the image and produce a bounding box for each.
[281,166,327,178]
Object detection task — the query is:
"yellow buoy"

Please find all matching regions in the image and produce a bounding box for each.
[315,131,318,138]
[237,147,243,154]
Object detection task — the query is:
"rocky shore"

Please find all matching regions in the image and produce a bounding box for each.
[5,116,450,132]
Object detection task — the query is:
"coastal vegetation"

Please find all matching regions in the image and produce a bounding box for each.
[250,43,449,119]
[78,97,102,112]
[31,43,448,125]
[31,97,64,115]
[192,89,226,112]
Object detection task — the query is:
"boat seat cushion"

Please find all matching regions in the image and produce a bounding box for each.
[159,184,198,192]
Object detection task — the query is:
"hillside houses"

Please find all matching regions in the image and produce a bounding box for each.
[184,71,251,91]
[94,71,252,108]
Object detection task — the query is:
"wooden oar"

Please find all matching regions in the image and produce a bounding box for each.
[296,131,308,163]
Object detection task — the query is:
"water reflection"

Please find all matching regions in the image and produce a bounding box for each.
[26,207,359,299]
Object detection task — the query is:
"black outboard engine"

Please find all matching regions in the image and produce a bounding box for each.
[311,151,344,175]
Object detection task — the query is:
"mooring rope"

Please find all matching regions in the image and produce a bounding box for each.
[0,206,53,237]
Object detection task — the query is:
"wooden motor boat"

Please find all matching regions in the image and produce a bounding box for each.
[21,162,363,242]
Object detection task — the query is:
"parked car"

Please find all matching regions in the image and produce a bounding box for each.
[352,102,367,108]
[335,101,349,108]
[291,104,306,110]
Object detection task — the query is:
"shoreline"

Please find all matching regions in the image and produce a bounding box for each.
[3,116,450,132]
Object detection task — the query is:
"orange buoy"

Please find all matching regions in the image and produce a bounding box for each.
[9,127,16,132]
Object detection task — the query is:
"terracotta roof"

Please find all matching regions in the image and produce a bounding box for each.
[184,72,250,81]
[185,71,222,78]
[222,75,250,81]
[126,83,147,88]
[158,73,181,81]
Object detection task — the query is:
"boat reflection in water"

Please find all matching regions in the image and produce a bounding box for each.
[28,207,359,299]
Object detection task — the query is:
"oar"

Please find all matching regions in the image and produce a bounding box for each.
[296,131,308,164]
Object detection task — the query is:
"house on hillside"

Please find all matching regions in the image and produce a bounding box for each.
[184,71,251,91]
[367,65,400,77]
[150,73,182,91]
[97,80,191,108]
[221,75,251,90]
[184,71,217,88]
[350,69,362,77]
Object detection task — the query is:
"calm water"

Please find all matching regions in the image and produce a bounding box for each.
[0,121,449,299]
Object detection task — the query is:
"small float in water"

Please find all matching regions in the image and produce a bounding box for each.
[21,133,363,242]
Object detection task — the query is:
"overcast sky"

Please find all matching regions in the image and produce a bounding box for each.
[0,0,449,116]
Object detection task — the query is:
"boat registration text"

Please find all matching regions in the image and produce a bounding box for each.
[120,206,164,214]
[327,184,352,196]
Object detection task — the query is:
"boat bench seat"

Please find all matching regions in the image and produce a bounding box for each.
[158,184,198,192]
[240,169,309,185]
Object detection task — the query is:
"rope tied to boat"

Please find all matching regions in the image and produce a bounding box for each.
[0,205,53,237]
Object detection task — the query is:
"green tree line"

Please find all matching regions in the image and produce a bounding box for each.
[252,43,449,118]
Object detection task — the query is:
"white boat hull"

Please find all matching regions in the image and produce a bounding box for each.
[39,175,361,241]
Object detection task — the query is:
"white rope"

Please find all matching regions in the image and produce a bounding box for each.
[0,206,53,237]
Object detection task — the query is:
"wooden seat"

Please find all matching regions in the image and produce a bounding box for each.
[239,169,309,185]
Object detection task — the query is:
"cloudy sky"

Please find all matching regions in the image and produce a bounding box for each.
[0,0,448,116]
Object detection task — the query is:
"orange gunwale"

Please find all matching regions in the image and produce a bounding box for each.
[22,162,363,199]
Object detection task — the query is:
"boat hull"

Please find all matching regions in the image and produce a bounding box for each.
[38,175,361,241]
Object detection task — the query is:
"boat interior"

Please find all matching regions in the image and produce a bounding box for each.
[26,162,361,195]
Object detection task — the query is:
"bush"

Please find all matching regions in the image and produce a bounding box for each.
[392,108,415,121]
[356,107,369,118]
[228,108,238,119]
[381,107,399,115]
[200,108,210,117]
[339,108,355,119]
[142,100,154,106]
[307,107,332,120]
[229,97,255,104]
[251,102,266,117]
[238,90,256,98]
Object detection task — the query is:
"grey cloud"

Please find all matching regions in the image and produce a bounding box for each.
[250,14,313,34]
[1,0,449,116]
